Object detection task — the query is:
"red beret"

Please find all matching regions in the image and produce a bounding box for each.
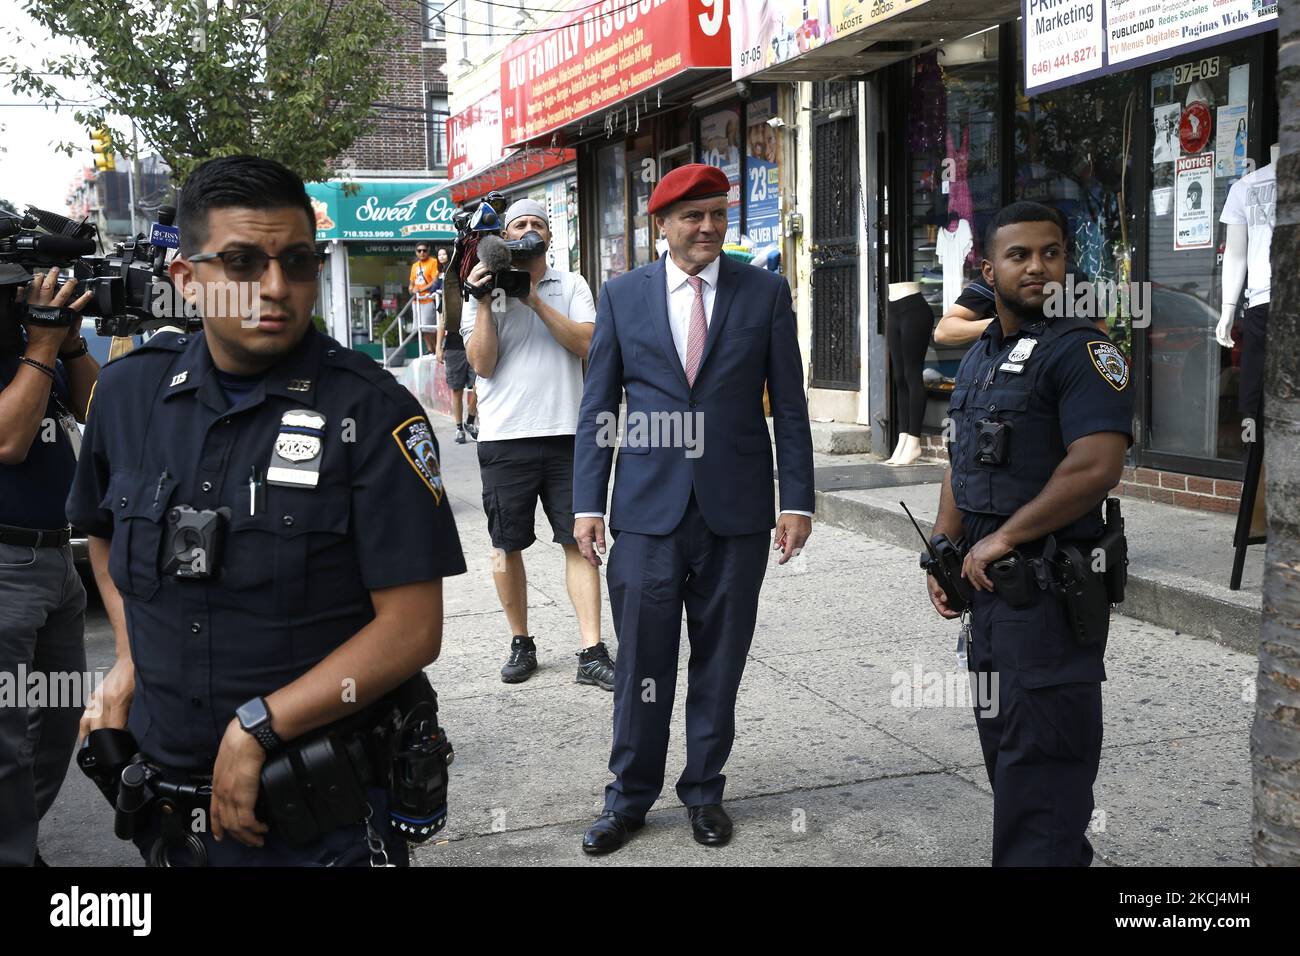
[648,163,730,215]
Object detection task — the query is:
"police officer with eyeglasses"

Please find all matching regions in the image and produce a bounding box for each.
[69,155,466,866]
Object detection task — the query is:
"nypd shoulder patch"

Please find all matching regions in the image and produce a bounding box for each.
[392,416,444,503]
[1086,340,1129,392]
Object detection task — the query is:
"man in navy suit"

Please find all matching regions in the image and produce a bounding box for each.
[572,164,815,854]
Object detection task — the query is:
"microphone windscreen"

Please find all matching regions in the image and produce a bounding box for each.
[476,234,512,273]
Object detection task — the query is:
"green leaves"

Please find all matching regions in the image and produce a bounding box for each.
[2,0,394,183]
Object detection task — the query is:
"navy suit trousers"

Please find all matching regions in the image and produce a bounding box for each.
[603,495,769,819]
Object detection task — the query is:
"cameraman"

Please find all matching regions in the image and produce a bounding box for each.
[0,264,96,866]
[462,200,613,690]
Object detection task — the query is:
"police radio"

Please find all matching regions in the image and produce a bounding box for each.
[901,501,973,614]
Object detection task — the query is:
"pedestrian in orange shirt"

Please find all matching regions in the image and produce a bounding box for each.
[408,243,439,351]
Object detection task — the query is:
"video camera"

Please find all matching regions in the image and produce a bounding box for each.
[0,203,191,339]
[447,191,545,301]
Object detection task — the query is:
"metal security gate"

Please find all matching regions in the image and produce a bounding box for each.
[809,80,860,390]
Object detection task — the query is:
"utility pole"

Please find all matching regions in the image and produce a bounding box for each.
[129,118,143,237]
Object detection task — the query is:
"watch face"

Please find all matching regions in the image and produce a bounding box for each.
[236,698,267,729]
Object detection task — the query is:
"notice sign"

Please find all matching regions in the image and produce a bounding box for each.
[1174,153,1214,250]
[1024,0,1104,89]
[1023,0,1276,94]
[500,0,730,147]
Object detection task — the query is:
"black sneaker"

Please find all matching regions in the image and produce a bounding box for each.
[501,635,537,683]
[576,642,615,691]
[465,420,479,440]
[455,426,467,444]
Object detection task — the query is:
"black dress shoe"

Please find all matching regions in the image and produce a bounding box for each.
[582,810,643,855]
[687,804,733,846]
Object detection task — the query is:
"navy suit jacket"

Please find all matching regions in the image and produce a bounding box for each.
[574,253,814,536]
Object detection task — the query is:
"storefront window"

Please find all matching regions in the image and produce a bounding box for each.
[1015,71,1135,351]
[1146,49,1253,462]
[700,104,742,243]
[597,141,627,285]
[906,31,1000,317]
[745,93,782,250]
[627,135,654,269]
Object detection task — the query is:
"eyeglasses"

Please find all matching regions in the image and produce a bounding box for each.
[415,248,430,254]
[187,248,325,282]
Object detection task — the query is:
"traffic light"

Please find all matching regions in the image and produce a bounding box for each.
[90,127,115,172]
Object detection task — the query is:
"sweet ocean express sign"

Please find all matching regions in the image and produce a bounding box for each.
[306,182,457,242]
[500,0,731,147]
[1024,0,1277,94]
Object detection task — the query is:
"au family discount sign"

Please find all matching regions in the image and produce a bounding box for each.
[500,0,731,147]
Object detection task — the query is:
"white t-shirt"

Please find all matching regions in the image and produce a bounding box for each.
[460,267,597,442]
[937,219,973,313]
[1220,164,1275,308]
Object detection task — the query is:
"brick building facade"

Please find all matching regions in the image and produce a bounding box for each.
[334,0,449,177]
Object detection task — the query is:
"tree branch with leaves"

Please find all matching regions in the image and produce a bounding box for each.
[0,0,394,184]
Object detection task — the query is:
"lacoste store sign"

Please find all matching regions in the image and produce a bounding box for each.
[1024,0,1277,94]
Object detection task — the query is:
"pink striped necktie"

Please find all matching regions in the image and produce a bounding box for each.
[685,275,707,386]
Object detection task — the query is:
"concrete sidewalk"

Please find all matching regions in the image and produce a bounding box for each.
[811,452,1265,654]
[412,411,1254,867]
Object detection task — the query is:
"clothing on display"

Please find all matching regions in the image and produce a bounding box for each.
[1220,164,1276,308]
[944,124,974,226]
[936,219,973,312]
[1073,216,1106,280]
[1239,303,1267,417]
[887,292,935,435]
[910,52,946,155]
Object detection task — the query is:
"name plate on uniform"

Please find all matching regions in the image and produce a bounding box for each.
[267,410,327,488]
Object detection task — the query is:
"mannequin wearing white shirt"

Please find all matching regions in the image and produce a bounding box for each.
[1218,143,1278,348]
[1217,143,1278,421]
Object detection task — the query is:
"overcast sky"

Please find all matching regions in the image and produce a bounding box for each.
[0,0,106,214]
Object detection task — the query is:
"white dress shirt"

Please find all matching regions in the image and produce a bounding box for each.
[576,253,811,521]
[664,252,720,367]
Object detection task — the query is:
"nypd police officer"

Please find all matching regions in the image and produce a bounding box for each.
[68,156,466,866]
[927,202,1132,866]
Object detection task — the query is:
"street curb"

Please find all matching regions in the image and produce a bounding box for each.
[814,489,1262,656]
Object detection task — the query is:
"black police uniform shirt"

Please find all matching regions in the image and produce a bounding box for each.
[65,327,467,772]
[0,350,77,530]
[946,310,1133,551]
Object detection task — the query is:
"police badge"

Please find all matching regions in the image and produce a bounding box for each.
[392,416,444,503]
[267,410,327,487]
[1008,338,1037,363]
[1086,341,1130,392]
